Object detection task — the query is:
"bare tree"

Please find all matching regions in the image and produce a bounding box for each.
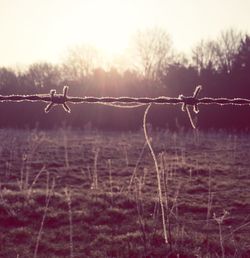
[27,63,60,89]
[61,44,102,81]
[192,29,243,73]
[192,40,218,72]
[214,29,243,73]
[132,27,173,81]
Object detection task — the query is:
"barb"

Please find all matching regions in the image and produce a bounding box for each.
[2,85,250,106]
[1,85,250,127]
[44,86,70,113]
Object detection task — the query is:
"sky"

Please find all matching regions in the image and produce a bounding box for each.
[0,0,250,67]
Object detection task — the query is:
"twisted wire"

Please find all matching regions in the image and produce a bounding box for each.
[1,85,250,128]
[1,94,250,105]
[1,85,249,246]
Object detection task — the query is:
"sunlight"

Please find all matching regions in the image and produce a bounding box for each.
[0,0,249,67]
[52,0,133,61]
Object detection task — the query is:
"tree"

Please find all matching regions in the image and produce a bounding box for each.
[230,34,250,97]
[233,34,250,72]
[131,27,173,81]
[26,62,61,91]
[61,44,102,82]
[214,29,242,73]
[192,29,243,74]
[192,40,218,72]
[0,67,19,94]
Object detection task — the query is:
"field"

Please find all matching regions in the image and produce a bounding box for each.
[0,128,249,257]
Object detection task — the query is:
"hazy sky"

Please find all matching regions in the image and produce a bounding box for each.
[1,0,250,67]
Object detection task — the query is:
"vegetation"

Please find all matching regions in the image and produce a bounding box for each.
[0,128,249,257]
[0,27,250,257]
[0,28,250,130]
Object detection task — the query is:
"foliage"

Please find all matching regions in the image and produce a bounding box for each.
[0,29,250,130]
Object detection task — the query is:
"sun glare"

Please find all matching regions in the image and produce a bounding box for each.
[1,0,250,67]
[50,0,134,63]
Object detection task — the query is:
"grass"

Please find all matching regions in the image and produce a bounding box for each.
[0,128,249,257]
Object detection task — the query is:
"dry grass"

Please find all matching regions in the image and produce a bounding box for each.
[0,128,249,257]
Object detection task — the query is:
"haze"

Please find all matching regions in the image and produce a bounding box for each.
[0,0,250,67]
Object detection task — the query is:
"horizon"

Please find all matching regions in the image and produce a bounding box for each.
[1,0,250,68]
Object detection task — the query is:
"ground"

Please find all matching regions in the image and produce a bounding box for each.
[0,128,249,257]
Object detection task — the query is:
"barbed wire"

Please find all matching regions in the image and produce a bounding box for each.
[1,84,250,247]
[1,85,250,128]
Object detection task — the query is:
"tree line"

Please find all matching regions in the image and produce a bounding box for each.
[0,28,250,130]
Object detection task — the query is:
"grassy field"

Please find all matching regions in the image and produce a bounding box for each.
[0,128,249,257]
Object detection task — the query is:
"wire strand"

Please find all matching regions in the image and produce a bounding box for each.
[1,85,250,128]
[143,104,168,244]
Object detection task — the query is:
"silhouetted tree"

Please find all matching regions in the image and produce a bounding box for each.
[26,63,61,92]
[132,27,173,81]
[233,34,250,72]
[0,29,249,130]
[0,67,18,94]
[160,63,199,96]
[214,29,242,73]
[192,29,243,74]
[192,40,218,72]
[230,34,250,97]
